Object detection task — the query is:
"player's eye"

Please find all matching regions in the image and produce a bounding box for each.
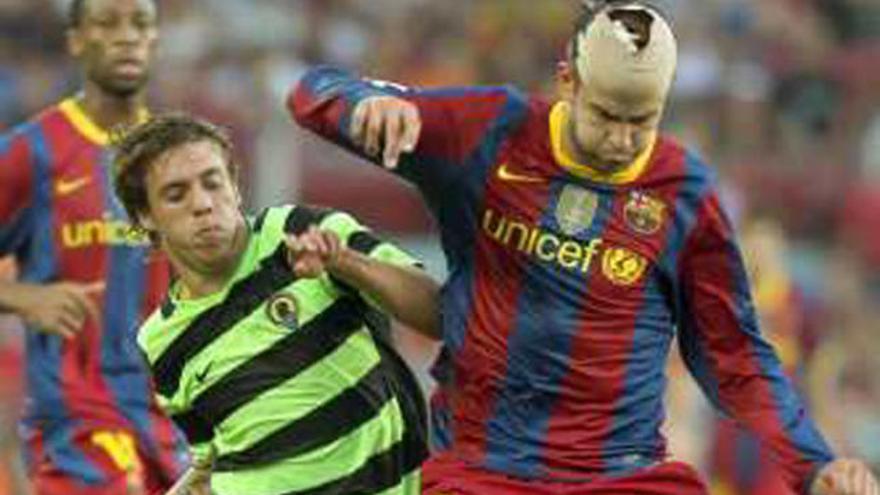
[132,16,154,30]
[162,186,186,204]
[93,16,117,28]
[202,172,223,190]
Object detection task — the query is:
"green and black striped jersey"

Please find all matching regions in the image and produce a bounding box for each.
[138,205,427,495]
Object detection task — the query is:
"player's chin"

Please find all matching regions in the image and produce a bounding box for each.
[192,243,236,269]
[100,75,148,98]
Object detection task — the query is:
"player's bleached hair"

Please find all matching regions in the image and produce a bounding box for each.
[567,0,671,68]
[112,114,238,233]
[565,0,677,98]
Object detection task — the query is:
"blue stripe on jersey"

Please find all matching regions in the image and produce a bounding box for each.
[439,90,526,354]
[601,153,710,470]
[0,133,34,254]
[20,126,103,481]
[18,125,57,282]
[96,150,155,452]
[40,428,105,483]
[483,181,614,477]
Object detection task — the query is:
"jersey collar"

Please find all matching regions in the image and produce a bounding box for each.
[549,101,656,185]
[58,96,150,146]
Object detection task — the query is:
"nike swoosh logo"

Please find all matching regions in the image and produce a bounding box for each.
[194,362,212,384]
[56,176,92,196]
[496,163,544,183]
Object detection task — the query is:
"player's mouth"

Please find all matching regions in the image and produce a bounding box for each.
[193,225,227,246]
[111,57,146,78]
[603,151,637,166]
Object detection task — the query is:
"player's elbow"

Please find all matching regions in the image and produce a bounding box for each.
[287,65,353,126]
[286,83,312,128]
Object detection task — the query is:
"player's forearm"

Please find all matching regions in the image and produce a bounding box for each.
[328,249,441,340]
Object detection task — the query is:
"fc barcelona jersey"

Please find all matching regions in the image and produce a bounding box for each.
[290,66,834,493]
[0,97,181,481]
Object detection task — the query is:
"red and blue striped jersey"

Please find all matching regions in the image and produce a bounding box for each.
[290,66,835,492]
[0,98,182,482]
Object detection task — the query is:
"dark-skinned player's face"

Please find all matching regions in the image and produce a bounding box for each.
[67,0,158,98]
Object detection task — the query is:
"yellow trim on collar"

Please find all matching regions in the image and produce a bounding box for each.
[549,101,656,184]
[58,97,150,147]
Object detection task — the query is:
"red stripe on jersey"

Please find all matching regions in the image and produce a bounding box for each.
[144,401,184,482]
[408,93,509,163]
[0,135,34,224]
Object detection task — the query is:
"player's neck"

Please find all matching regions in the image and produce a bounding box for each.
[78,84,147,132]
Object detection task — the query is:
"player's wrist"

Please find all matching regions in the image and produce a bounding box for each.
[325,247,360,278]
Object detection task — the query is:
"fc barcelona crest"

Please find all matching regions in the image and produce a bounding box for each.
[624,191,666,235]
[267,292,299,330]
[555,185,599,236]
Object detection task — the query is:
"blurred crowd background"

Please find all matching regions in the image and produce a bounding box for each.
[0,0,878,493]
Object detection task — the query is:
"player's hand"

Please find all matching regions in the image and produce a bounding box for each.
[285,226,343,278]
[13,282,104,339]
[125,468,146,495]
[350,96,421,169]
[811,458,880,495]
[183,468,211,495]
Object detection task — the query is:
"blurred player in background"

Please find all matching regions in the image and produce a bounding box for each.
[0,258,28,495]
[0,0,185,493]
[290,0,880,493]
[112,114,437,495]
[708,218,816,495]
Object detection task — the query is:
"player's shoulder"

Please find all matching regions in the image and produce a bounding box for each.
[1,103,63,147]
[137,305,171,361]
[647,134,720,187]
[1,99,81,161]
[512,93,555,135]
[253,203,342,236]
[251,203,355,256]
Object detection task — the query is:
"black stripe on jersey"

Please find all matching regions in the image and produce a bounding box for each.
[160,295,175,319]
[171,408,213,445]
[347,231,382,255]
[214,361,392,471]
[152,247,293,398]
[329,232,382,295]
[284,205,334,235]
[177,297,368,431]
[276,421,425,495]
[252,207,270,232]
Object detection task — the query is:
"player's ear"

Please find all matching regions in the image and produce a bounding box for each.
[67,27,84,58]
[137,210,156,233]
[233,184,243,207]
[556,60,576,102]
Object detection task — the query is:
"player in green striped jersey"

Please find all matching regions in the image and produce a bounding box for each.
[111,114,440,495]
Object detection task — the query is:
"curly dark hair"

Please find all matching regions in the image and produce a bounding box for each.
[67,0,86,27]
[112,113,238,232]
[68,0,159,28]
